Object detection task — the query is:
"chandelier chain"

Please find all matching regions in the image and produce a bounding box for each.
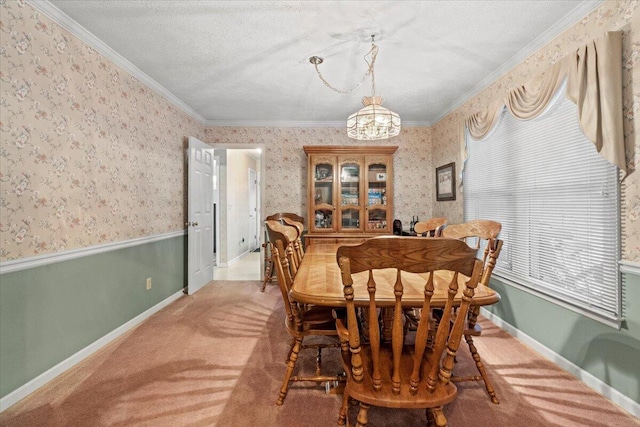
[312,42,378,95]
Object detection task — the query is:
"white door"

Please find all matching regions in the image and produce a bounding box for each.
[248,168,257,251]
[187,136,214,295]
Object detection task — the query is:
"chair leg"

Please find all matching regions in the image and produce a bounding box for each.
[356,403,369,427]
[261,242,274,292]
[277,336,302,405]
[465,334,499,404]
[285,337,295,364]
[261,259,273,292]
[426,407,447,427]
[338,390,350,425]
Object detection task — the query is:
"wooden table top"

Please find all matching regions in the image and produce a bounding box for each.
[291,243,501,308]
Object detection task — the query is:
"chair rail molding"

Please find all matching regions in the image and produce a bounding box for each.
[0,230,186,275]
[619,260,640,277]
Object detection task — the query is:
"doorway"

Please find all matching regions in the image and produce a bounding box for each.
[211,145,264,281]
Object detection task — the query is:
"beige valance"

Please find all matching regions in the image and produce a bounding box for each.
[465,31,626,179]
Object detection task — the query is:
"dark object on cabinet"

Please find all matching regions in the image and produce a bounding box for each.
[392,219,402,235]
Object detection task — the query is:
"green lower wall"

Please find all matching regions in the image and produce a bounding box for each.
[2,234,638,409]
[0,235,186,398]
[485,272,640,405]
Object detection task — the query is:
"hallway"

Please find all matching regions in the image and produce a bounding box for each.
[213,251,261,281]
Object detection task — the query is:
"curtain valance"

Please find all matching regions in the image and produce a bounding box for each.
[465,31,626,179]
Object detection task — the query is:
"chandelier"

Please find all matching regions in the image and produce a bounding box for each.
[310,35,401,140]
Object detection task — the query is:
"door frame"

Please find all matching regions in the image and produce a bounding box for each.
[209,143,265,277]
[248,167,258,252]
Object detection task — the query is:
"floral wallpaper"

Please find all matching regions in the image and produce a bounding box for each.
[2,0,638,264]
[0,1,206,261]
[205,126,434,230]
[432,0,640,262]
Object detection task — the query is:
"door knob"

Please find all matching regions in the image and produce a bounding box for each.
[192,222,199,227]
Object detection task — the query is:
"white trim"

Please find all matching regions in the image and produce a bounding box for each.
[0,231,186,275]
[206,120,345,128]
[27,0,206,125]
[481,308,640,419]
[431,0,604,125]
[216,249,252,269]
[0,290,184,412]
[226,250,250,267]
[400,121,431,128]
[205,120,430,128]
[26,1,432,130]
[620,260,640,276]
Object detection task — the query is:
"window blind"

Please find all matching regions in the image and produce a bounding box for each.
[464,88,621,323]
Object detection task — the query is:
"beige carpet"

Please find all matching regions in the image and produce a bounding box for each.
[1,281,638,427]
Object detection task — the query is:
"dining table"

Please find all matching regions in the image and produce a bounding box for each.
[290,243,501,309]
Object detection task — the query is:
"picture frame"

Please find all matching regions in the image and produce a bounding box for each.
[436,162,456,201]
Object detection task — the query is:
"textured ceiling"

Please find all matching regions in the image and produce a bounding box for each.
[40,0,602,126]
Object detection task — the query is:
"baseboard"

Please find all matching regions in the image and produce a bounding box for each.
[0,290,184,412]
[481,308,640,418]
[226,250,250,267]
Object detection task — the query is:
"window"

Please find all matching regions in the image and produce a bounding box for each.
[464,86,621,326]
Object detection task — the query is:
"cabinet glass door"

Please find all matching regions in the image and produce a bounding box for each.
[313,162,334,230]
[366,162,388,231]
[340,162,361,230]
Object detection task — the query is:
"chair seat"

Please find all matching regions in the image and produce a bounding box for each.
[342,345,458,409]
[285,305,337,334]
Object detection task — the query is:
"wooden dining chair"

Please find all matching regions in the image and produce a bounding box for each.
[441,219,503,404]
[265,220,341,406]
[335,237,483,426]
[266,212,305,223]
[265,220,301,279]
[405,218,448,333]
[282,217,305,268]
[262,213,305,291]
[414,217,448,237]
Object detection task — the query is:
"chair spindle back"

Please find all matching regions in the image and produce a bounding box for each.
[336,237,483,397]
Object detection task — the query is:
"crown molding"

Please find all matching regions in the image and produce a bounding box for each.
[400,121,431,128]
[205,120,430,128]
[205,120,345,128]
[431,0,604,125]
[27,0,207,125]
[28,0,596,130]
[25,1,435,130]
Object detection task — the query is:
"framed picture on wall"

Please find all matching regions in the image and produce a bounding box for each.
[436,162,456,201]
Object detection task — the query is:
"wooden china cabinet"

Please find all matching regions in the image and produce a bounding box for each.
[303,145,398,246]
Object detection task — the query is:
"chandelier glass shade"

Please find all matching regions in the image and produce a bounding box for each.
[310,35,401,140]
[347,96,401,140]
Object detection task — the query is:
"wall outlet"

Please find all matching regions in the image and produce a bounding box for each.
[146,277,152,290]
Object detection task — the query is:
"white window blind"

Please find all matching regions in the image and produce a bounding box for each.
[464,88,621,325]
